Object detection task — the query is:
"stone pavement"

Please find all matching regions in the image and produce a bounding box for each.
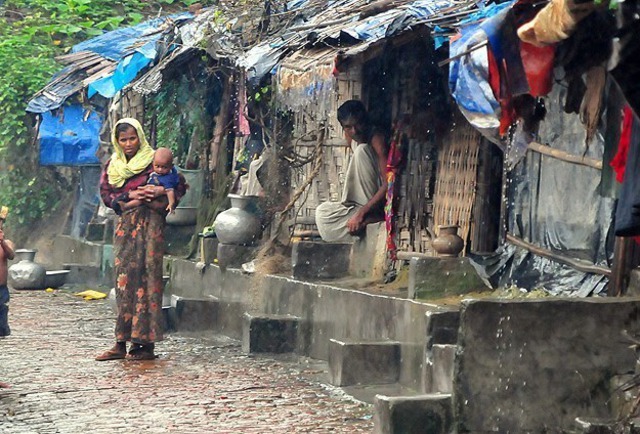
[0,289,374,433]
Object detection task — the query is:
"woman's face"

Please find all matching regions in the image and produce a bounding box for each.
[118,126,140,160]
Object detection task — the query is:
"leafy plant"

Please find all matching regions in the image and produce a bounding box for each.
[0,0,217,229]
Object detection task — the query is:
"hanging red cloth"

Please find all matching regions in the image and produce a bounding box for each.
[385,122,405,261]
[610,105,634,183]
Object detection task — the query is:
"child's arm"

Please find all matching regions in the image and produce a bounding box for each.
[117,199,143,211]
[165,190,176,213]
[0,231,15,261]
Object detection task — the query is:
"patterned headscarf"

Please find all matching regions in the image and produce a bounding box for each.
[107,118,155,188]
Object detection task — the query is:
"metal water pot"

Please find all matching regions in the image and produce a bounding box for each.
[9,249,46,290]
[213,194,263,245]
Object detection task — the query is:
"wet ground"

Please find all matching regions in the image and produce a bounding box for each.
[0,289,374,433]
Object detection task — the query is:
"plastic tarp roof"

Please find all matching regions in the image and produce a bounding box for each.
[28,13,193,112]
[72,14,192,61]
[39,105,102,166]
[239,0,460,81]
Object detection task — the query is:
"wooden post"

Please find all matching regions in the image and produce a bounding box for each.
[610,236,640,296]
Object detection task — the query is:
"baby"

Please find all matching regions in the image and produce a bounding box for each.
[123,147,180,213]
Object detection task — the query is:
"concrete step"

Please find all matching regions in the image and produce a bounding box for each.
[373,393,452,434]
[217,243,257,270]
[422,310,460,394]
[169,295,219,332]
[424,344,456,394]
[63,263,103,286]
[291,241,351,280]
[328,339,401,387]
[241,312,303,354]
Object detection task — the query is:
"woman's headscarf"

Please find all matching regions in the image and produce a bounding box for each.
[107,118,155,188]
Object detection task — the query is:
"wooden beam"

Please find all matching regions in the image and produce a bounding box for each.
[527,141,603,170]
[506,233,611,276]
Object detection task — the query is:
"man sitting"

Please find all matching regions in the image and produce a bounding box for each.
[315,100,388,242]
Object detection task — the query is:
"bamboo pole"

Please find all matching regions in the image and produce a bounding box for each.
[527,142,603,170]
[209,75,232,174]
[506,233,611,276]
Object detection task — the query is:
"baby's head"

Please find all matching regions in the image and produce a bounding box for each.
[153,147,174,175]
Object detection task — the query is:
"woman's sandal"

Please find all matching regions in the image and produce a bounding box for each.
[95,347,126,361]
[125,344,156,361]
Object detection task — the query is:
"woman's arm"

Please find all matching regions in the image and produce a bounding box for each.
[100,161,151,214]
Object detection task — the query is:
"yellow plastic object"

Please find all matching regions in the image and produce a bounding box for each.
[75,290,107,300]
[45,288,55,293]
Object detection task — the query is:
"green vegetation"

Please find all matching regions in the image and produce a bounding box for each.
[0,0,214,228]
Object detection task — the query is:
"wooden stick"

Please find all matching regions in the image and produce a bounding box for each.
[506,233,611,276]
[527,141,602,170]
[437,41,488,67]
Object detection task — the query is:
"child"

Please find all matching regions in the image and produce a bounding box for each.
[0,225,15,338]
[121,147,180,213]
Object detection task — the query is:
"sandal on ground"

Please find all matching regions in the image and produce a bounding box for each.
[95,347,126,361]
[126,344,156,361]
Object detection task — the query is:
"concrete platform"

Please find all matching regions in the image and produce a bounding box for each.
[241,312,302,354]
[373,393,452,434]
[328,339,401,386]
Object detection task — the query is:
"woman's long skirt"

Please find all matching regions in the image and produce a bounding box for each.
[113,206,165,344]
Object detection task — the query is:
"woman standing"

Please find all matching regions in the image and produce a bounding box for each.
[96,118,186,361]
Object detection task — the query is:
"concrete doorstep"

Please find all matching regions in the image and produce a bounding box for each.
[241,313,303,354]
[328,339,402,387]
[373,394,453,434]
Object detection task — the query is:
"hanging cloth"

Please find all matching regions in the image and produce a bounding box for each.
[385,122,406,261]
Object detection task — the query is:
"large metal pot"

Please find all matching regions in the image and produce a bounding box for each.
[213,195,262,245]
[9,249,46,290]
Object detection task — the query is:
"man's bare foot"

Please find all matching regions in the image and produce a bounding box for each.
[0,381,11,388]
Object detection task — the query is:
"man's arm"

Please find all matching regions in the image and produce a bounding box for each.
[0,230,15,261]
[346,133,389,233]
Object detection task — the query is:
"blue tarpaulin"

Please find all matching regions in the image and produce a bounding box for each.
[72,14,191,61]
[78,14,191,99]
[39,105,102,166]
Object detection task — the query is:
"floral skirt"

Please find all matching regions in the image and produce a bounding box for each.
[113,206,165,344]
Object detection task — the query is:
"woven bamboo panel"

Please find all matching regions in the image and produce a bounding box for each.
[396,137,437,254]
[289,72,361,229]
[432,116,481,254]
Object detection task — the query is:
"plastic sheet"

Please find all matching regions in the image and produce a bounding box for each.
[71,14,192,61]
[472,86,614,296]
[448,24,501,143]
[39,105,102,166]
[88,51,153,99]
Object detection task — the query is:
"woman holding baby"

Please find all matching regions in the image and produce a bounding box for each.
[96,118,186,361]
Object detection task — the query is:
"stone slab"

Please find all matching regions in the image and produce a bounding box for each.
[84,222,107,242]
[217,243,256,270]
[454,299,640,433]
[373,394,452,434]
[53,235,103,267]
[169,295,219,332]
[291,241,351,280]
[167,257,448,390]
[328,339,401,386]
[429,344,456,394]
[350,222,387,279]
[242,313,300,354]
[408,257,489,300]
[62,263,104,287]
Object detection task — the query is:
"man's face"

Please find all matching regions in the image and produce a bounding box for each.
[340,117,366,143]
